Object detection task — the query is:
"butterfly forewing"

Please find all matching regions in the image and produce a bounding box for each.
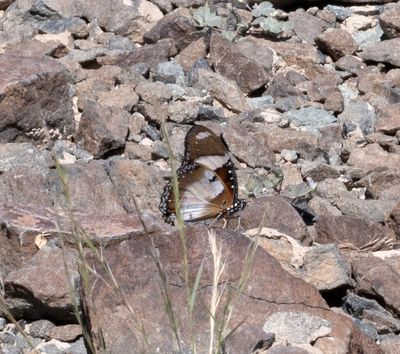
[160,125,246,225]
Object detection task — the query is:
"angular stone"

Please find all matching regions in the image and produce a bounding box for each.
[46,324,82,342]
[75,100,129,158]
[240,196,309,243]
[154,61,185,85]
[360,38,400,67]
[83,225,378,353]
[284,107,337,133]
[347,144,400,173]
[386,203,400,237]
[379,334,400,354]
[289,9,332,44]
[4,38,68,58]
[97,84,139,112]
[100,39,177,71]
[210,34,271,94]
[375,104,400,135]
[379,3,400,39]
[0,54,74,142]
[353,255,400,316]
[315,215,396,249]
[4,246,78,322]
[194,69,248,113]
[135,81,172,105]
[175,37,207,72]
[223,122,275,169]
[354,170,400,200]
[316,28,358,60]
[104,159,166,215]
[338,99,376,135]
[143,9,203,51]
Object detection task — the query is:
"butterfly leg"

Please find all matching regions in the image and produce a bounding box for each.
[208,212,224,229]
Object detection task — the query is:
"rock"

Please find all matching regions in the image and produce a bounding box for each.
[75,100,129,158]
[0,0,13,10]
[5,38,68,58]
[289,9,332,44]
[264,126,319,159]
[263,312,331,345]
[375,104,400,135]
[379,3,400,39]
[4,246,78,322]
[325,5,352,21]
[354,170,400,201]
[240,196,309,243]
[167,101,199,123]
[194,68,248,113]
[315,215,396,249]
[379,334,400,354]
[347,144,400,173]
[46,324,82,342]
[316,28,358,60]
[335,55,365,74]
[135,80,172,105]
[360,38,400,67]
[343,293,400,334]
[335,196,397,224]
[154,61,185,85]
[247,228,351,292]
[175,37,207,72]
[28,319,55,339]
[281,149,299,163]
[83,225,378,353]
[300,161,341,182]
[339,99,376,135]
[101,39,177,71]
[284,107,337,133]
[353,255,400,316]
[223,122,275,169]
[210,34,272,94]
[51,160,130,216]
[0,54,74,142]
[386,203,400,237]
[143,9,203,51]
[97,84,139,112]
[104,159,166,214]
[262,40,322,65]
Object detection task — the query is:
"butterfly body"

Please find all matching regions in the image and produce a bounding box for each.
[160,125,246,225]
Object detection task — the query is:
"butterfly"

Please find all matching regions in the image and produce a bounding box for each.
[159,125,246,225]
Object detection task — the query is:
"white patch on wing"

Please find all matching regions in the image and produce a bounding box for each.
[195,131,212,140]
[195,155,229,170]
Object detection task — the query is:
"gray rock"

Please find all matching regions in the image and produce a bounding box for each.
[353,25,384,49]
[338,99,376,135]
[281,149,299,163]
[1,343,22,354]
[284,107,337,133]
[28,319,55,339]
[344,293,400,333]
[68,337,87,354]
[325,5,353,21]
[263,312,331,345]
[353,318,378,340]
[135,81,172,105]
[154,61,185,86]
[97,84,139,112]
[247,96,274,109]
[167,101,199,123]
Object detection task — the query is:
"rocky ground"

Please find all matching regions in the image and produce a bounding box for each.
[0,0,400,353]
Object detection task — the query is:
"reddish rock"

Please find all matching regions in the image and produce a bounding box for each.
[46,324,82,342]
[4,246,79,322]
[386,203,400,237]
[84,225,379,353]
[143,9,203,51]
[240,196,309,243]
[315,215,397,249]
[379,3,400,39]
[360,38,400,67]
[175,37,207,72]
[75,100,129,158]
[0,54,74,142]
[210,34,272,94]
[353,255,400,316]
[316,29,358,60]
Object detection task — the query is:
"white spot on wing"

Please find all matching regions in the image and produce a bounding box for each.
[195,155,229,170]
[195,131,211,140]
